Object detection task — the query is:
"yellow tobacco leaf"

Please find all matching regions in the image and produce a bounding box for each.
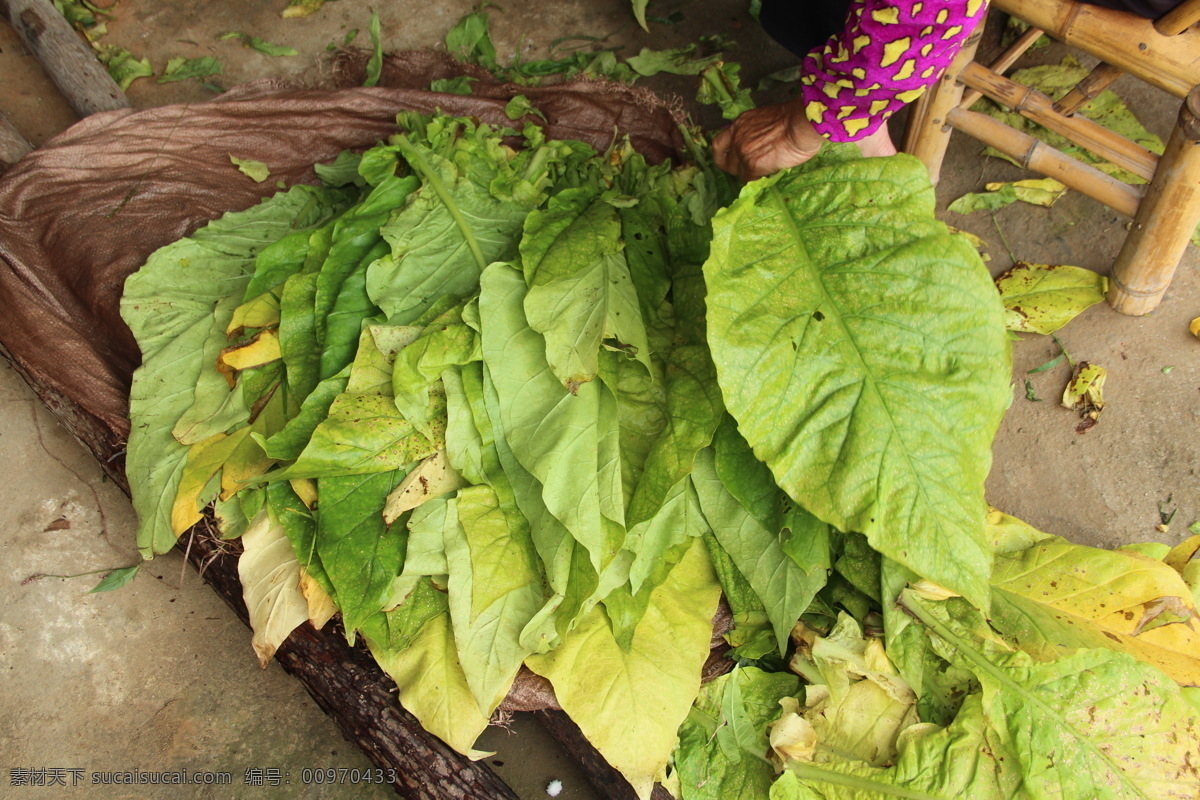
[171,428,253,534]
[382,450,467,524]
[1190,317,1200,338]
[299,568,337,629]
[216,330,281,386]
[1165,536,1200,574]
[1062,361,1106,433]
[991,533,1200,685]
[984,177,1068,207]
[289,478,318,509]
[226,293,281,336]
[237,510,309,668]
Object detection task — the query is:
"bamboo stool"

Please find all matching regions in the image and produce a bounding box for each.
[903,0,1200,316]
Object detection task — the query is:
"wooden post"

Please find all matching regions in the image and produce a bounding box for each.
[0,111,32,170]
[946,106,1142,217]
[903,23,985,184]
[0,0,129,117]
[1107,87,1200,315]
[958,61,1158,182]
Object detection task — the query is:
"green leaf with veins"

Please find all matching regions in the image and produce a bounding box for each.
[704,150,1010,611]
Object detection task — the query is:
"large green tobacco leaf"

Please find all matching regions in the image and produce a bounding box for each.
[364,604,493,759]
[367,140,532,324]
[123,186,345,555]
[392,301,482,438]
[315,469,408,642]
[525,538,722,800]
[171,295,250,445]
[444,485,546,711]
[521,187,652,389]
[676,667,800,800]
[479,262,625,573]
[693,447,824,654]
[704,151,1010,610]
[904,593,1200,800]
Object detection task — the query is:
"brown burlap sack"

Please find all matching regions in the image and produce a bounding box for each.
[0,51,687,485]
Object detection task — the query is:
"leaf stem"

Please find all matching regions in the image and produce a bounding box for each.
[392,138,489,272]
[787,763,946,800]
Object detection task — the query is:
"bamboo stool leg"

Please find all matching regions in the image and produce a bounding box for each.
[903,22,986,184]
[1107,87,1200,315]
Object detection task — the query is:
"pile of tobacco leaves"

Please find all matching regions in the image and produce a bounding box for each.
[121,78,1199,800]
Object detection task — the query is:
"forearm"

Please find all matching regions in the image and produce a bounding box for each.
[799,0,989,141]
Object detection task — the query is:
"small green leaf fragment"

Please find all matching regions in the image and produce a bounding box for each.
[230,155,271,183]
[364,9,383,87]
[1023,379,1041,402]
[158,56,223,83]
[90,565,140,594]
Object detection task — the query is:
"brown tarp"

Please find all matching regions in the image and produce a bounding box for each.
[0,52,704,799]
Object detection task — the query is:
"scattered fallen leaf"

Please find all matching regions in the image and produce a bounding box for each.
[364,10,382,88]
[158,56,222,83]
[219,31,299,57]
[1023,378,1041,402]
[90,565,140,594]
[996,262,1107,334]
[1190,317,1200,338]
[282,0,331,18]
[95,44,153,91]
[43,517,71,532]
[230,155,271,183]
[985,177,1068,207]
[238,509,310,667]
[1061,361,1106,433]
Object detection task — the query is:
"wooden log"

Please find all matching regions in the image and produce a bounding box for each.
[1154,0,1200,36]
[959,61,1158,182]
[181,529,520,800]
[0,0,128,117]
[903,23,986,184]
[960,25,1046,111]
[0,110,33,169]
[533,711,674,800]
[1108,87,1200,315]
[946,106,1143,217]
[1052,62,1123,117]
[993,0,1200,98]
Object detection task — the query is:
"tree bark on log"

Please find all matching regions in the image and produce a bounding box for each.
[0,0,129,117]
[181,529,519,800]
[0,111,33,170]
[533,711,674,800]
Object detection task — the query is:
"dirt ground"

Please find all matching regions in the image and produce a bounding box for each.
[1,1,1196,798]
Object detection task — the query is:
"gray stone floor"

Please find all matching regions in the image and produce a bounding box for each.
[1,1,1196,799]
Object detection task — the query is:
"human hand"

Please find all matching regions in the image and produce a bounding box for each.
[711,99,824,182]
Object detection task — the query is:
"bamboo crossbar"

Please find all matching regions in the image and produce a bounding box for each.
[946,106,1143,217]
[1154,0,1200,36]
[994,0,1200,98]
[958,61,1159,182]
[1052,62,1124,116]
[961,26,1046,110]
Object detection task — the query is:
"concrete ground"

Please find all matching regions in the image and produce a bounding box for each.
[1,1,1196,799]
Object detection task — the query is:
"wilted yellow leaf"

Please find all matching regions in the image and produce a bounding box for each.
[226,293,280,336]
[995,263,1107,334]
[171,428,253,534]
[1190,317,1200,338]
[382,450,467,524]
[299,568,337,629]
[984,177,1068,207]
[1062,361,1106,433]
[289,478,318,509]
[991,533,1200,685]
[216,329,281,386]
[238,509,310,668]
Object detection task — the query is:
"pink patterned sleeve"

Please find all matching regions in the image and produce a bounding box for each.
[799,0,989,141]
